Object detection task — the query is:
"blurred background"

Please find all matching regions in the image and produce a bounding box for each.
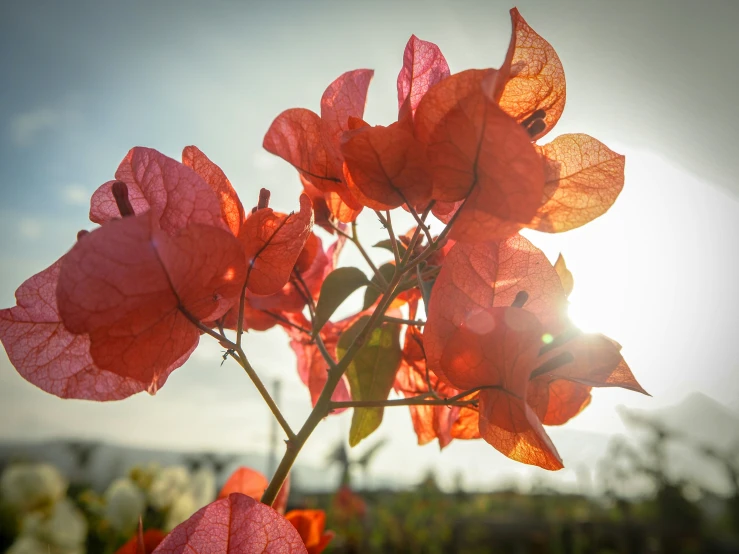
[1,1,738,552]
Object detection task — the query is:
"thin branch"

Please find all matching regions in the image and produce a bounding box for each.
[383,316,425,326]
[334,220,386,287]
[230,348,297,441]
[401,195,433,246]
[180,306,296,441]
[262,310,311,336]
[377,210,401,266]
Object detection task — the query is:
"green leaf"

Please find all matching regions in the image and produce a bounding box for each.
[312,267,369,336]
[337,316,402,446]
[373,239,408,258]
[362,263,396,310]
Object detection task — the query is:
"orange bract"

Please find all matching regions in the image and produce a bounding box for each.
[527,134,626,232]
[285,510,335,554]
[416,79,545,241]
[239,194,313,296]
[182,145,245,237]
[342,122,431,210]
[497,8,566,141]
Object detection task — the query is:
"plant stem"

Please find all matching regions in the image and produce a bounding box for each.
[382,316,425,326]
[377,210,401,266]
[261,261,406,504]
[230,349,296,441]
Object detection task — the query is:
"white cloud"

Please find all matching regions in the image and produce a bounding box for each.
[8,107,77,147]
[18,218,43,239]
[60,184,89,206]
[251,150,278,171]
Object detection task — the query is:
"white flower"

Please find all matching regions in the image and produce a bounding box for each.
[164,490,198,531]
[19,498,87,551]
[1,463,67,513]
[148,465,190,511]
[189,468,216,510]
[104,477,146,535]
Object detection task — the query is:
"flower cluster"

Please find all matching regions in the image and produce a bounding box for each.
[0,7,647,551]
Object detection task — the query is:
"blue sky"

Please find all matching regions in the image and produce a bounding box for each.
[1,0,738,490]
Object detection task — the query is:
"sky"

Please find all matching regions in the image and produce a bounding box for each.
[1,0,738,491]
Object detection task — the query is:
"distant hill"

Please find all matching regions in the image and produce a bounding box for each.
[0,440,340,493]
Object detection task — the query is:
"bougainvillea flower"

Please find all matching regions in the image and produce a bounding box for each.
[115,528,166,554]
[431,305,564,469]
[414,69,545,242]
[424,236,646,467]
[247,232,343,318]
[89,147,229,235]
[239,193,313,296]
[394,325,460,449]
[285,510,334,554]
[152,493,307,553]
[341,121,432,211]
[218,467,291,515]
[0,260,186,400]
[397,34,451,119]
[264,70,373,223]
[182,145,245,237]
[56,212,246,386]
[286,312,354,411]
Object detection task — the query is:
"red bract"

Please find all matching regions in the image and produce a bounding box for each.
[394,325,460,449]
[182,145,245,237]
[424,236,647,468]
[56,212,245,386]
[342,122,432,211]
[527,134,626,233]
[414,70,545,242]
[90,147,228,235]
[287,313,354,411]
[263,71,373,223]
[239,193,313,296]
[0,260,178,400]
[397,35,451,119]
[218,466,268,501]
[246,232,344,323]
[115,529,166,554]
[152,493,307,554]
